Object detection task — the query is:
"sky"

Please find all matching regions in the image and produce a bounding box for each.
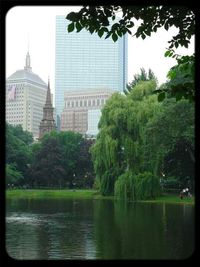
[6,6,194,103]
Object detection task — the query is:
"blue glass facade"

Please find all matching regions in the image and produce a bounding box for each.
[55,16,128,118]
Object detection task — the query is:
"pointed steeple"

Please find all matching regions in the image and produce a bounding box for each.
[39,78,56,139]
[45,78,52,107]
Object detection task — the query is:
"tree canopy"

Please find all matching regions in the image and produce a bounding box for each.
[156,53,195,102]
[124,67,157,95]
[6,125,95,189]
[91,78,194,197]
[66,6,195,49]
[66,6,195,102]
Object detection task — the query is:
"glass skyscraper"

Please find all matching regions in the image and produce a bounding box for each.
[55,16,128,122]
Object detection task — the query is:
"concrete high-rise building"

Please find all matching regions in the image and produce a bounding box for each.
[61,88,114,135]
[6,52,48,140]
[55,16,128,124]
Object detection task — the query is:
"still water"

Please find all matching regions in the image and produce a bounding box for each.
[6,198,194,260]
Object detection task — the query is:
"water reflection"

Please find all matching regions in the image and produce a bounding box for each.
[6,198,194,260]
[94,200,194,259]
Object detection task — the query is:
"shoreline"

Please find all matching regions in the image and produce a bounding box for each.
[6,189,194,205]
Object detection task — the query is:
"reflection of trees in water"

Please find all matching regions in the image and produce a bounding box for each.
[6,199,96,259]
[35,199,95,259]
[6,199,194,259]
[93,199,122,259]
[93,200,194,259]
[6,219,40,259]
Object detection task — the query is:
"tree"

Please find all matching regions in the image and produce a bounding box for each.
[91,78,194,198]
[155,53,195,102]
[91,80,160,196]
[124,68,157,94]
[28,131,94,188]
[29,136,66,188]
[75,138,95,188]
[6,123,33,180]
[145,98,194,188]
[66,6,194,49]
[91,93,128,195]
[163,138,194,190]
[6,164,24,188]
[9,124,33,145]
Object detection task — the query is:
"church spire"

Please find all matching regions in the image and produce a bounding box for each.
[45,78,52,107]
[39,78,56,139]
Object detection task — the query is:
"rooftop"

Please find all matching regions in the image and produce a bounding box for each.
[7,69,47,87]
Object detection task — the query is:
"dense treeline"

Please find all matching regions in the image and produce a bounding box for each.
[6,66,194,198]
[91,77,194,199]
[6,124,95,189]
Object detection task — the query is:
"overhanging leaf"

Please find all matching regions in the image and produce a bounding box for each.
[68,22,75,32]
[112,32,118,42]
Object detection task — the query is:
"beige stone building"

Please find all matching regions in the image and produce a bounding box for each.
[6,51,55,140]
[61,89,115,135]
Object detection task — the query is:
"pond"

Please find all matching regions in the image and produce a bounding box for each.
[6,198,194,260]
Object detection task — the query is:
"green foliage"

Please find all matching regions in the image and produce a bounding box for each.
[100,168,119,196]
[92,81,161,196]
[145,98,194,186]
[114,171,161,200]
[124,68,157,95]
[66,6,194,49]
[8,124,33,145]
[114,171,136,201]
[6,123,33,182]
[6,123,95,189]
[91,77,194,198]
[129,80,157,101]
[134,172,161,200]
[161,177,180,190]
[29,131,95,188]
[66,6,195,102]
[155,54,195,102]
[6,164,24,187]
[29,136,66,187]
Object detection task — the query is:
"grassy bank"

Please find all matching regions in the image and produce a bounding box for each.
[6,189,113,200]
[139,194,194,205]
[6,189,194,205]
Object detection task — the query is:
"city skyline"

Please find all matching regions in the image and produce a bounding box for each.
[6,6,195,106]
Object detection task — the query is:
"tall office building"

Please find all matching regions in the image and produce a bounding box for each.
[6,51,48,139]
[55,16,128,124]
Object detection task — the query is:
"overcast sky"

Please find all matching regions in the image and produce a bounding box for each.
[6,6,194,102]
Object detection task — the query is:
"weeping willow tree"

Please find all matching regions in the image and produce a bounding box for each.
[92,81,162,197]
[113,81,162,200]
[114,171,136,201]
[134,172,161,200]
[91,93,128,195]
[126,80,162,174]
[114,171,160,201]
